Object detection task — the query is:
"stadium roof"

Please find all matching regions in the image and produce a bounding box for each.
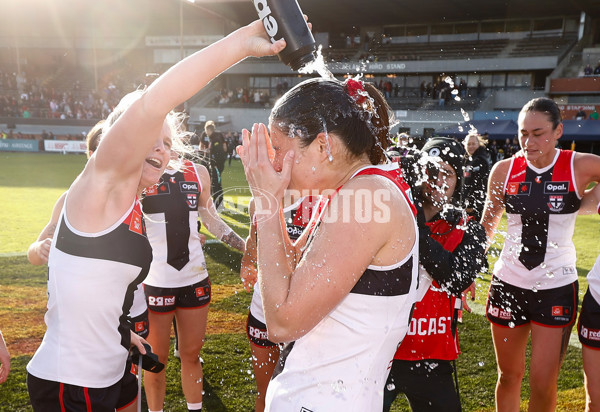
[191,0,600,29]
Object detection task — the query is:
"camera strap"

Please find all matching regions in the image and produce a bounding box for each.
[137,354,143,412]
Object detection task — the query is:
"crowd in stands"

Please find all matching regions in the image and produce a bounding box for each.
[582,60,600,76]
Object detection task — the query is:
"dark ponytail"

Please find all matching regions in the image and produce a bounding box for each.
[269,77,393,165]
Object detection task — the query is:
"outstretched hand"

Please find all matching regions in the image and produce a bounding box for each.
[243,15,312,58]
[461,282,476,313]
[237,124,294,216]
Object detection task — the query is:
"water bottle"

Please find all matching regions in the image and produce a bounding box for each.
[251,0,316,70]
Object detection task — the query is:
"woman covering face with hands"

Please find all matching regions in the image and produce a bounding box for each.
[238,77,419,411]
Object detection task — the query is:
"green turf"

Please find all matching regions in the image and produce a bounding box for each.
[0,152,597,411]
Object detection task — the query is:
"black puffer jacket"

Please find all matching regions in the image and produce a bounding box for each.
[463,146,491,221]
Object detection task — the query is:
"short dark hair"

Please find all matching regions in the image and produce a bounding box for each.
[520,97,562,129]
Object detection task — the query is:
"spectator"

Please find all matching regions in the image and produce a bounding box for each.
[584,64,593,76]
[576,108,587,120]
[463,133,491,221]
[201,120,227,208]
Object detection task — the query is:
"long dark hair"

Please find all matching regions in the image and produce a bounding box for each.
[269,78,392,164]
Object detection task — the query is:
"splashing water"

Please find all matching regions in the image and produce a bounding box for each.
[461,108,470,122]
[322,119,334,162]
[299,45,335,80]
[386,383,396,391]
[332,379,346,393]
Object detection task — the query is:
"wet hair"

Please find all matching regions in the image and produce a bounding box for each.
[269,77,393,164]
[520,97,562,129]
[104,89,192,164]
[86,119,104,156]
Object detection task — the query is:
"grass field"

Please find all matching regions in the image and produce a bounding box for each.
[0,152,598,411]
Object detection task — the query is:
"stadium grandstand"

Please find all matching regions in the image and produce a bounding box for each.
[1,0,599,154]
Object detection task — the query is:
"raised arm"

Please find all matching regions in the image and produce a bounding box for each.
[195,163,245,252]
[480,159,510,248]
[27,192,66,265]
[240,200,258,292]
[580,182,600,215]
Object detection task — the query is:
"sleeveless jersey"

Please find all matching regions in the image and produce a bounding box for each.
[587,200,600,304]
[142,160,208,288]
[494,150,580,290]
[250,196,319,324]
[265,163,419,411]
[393,218,468,361]
[27,197,152,388]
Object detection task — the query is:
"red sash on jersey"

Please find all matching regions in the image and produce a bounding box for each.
[393,218,469,361]
[353,165,417,217]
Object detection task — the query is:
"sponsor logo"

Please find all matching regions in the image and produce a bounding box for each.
[248,325,269,340]
[170,176,176,184]
[129,210,143,235]
[581,326,588,338]
[148,295,176,307]
[552,306,563,316]
[135,321,146,332]
[563,266,576,276]
[407,316,451,336]
[195,287,206,297]
[186,193,198,209]
[510,169,526,179]
[535,175,542,184]
[507,182,531,196]
[286,225,304,239]
[547,195,565,212]
[180,181,198,193]
[588,328,600,341]
[544,181,568,194]
[488,305,512,320]
[146,183,170,196]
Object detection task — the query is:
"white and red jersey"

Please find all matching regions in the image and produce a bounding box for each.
[586,200,600,304]
[142,160,208,288]
[265,163,419,412]
[250,196,319,325]
[394,218,467,362]
[27,197,152,388]
[494,150,581,290]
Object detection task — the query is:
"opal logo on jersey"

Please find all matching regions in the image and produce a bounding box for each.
[544,181,568,194]
[180,181,198,193]
[286,225,304,239]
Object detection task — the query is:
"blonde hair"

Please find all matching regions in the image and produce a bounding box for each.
[464,132,487,148]
[104,89,193,168]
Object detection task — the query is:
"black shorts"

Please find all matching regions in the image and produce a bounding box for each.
[28,373,122,412]
[144,278,211,313]
[486,277,578,328]
[383,359,460,412]
[115,359,138,411]
[247,311,277,348]
[578,288,600,349]
[131,309,149,339]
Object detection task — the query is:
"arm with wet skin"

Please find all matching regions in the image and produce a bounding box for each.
[241,124,415,343]
[27,192,66,265]
[480,159,511,249]
[195,163,245,252]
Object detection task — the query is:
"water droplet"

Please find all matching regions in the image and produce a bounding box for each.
[332,379,346,393]
[478,361,485,367]
[540,262,547,268]
[386,383,396,391]
[508,321,515,328]
[546,271,555,278]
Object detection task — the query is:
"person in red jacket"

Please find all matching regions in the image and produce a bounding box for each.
[384,137,486,412]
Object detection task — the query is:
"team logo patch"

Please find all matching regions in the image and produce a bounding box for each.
[547,195,565,212]
[135,321,146,332]
[507,182,531,196]
[551,305,571,321]
[179,181,199,193]
[195,287,206,297]
[187,193,198,209]
[552,306,564,316]
[129,210,143,235]
[544,181,569,194]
